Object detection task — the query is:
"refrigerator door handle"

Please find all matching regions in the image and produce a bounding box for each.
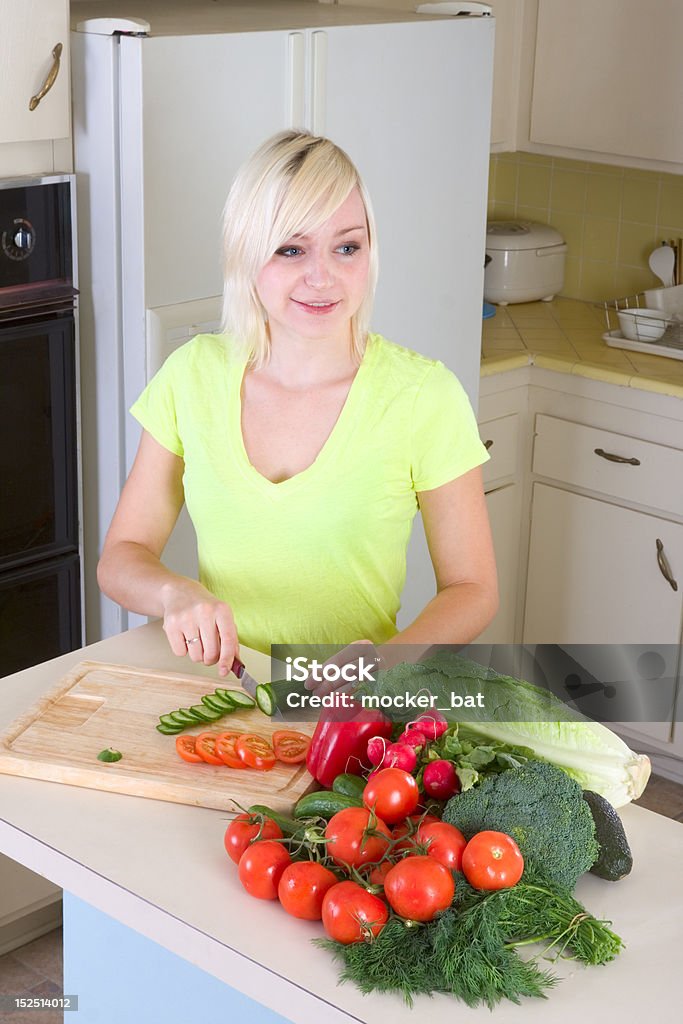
[311,30,327,136]
[287,32,305,126]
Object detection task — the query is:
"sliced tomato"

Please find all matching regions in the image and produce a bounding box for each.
[236,733,276,771]
[175,735,203,764]
[272,730,311,764]
[215,731,246,769]
[194,732,224,766]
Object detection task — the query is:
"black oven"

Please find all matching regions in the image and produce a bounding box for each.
[0,176,81,676]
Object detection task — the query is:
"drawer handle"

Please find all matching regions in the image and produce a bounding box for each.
[656,539,678,592]
[594,447,640,466]
[29,42,63,111]
[484,439,494,450]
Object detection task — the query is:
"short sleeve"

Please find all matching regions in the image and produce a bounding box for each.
[410,362,489,491]
[129,351,184,457]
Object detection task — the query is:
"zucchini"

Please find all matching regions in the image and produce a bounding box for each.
[247,804,306,838]
[255,677,310,718]
[331,773,366,802]
[294,790,364,820]
[583,790,633,881]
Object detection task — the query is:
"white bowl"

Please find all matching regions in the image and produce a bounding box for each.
[617,308,668,342]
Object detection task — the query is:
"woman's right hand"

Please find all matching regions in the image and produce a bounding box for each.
[160,578,239,678]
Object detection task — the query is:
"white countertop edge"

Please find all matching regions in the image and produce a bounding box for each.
[0,818,363,1024]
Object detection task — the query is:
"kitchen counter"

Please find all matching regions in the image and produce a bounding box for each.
[481,297,683,398]
[1,622,683,1023]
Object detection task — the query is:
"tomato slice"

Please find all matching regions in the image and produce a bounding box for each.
[236,734,276,771]
[175,735,203,764]
[272,730,311,764]
[215,731,247,769]
[194,732,225,766]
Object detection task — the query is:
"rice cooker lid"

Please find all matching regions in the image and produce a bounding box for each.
[486,220,565,252]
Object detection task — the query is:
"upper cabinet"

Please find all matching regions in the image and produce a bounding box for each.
[488,0,524,152]
[528,0,683,168]
[0,0,70,145]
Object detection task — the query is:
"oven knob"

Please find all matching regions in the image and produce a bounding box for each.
[2,218,36,260]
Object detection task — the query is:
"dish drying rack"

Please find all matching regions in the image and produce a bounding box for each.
[599,294,683,361]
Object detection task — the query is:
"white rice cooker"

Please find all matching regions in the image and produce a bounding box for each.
[484,220,567,305]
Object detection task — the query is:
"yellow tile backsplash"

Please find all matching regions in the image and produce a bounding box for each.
[488,153,683,303]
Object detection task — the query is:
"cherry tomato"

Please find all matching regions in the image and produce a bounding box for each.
[215,731,246,769]
[238,840,291,899]
[391,813,441,853]
[278,861,338,920]
[236,734,276,771]
[322,881,389,944]
[271,730,311,765]
[175,735,203,764]
[194,732,224,766]
[223,813,283,865]
[324,807,391,868]
[417,821,467,872]
[362,767,419,825]
[461,831,524,891]
[383,855,455,922]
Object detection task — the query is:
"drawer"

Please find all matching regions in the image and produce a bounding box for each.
[480,413,519,486]
[532,414,683,516]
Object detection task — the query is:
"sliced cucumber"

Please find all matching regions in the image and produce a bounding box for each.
[223,690,255,709]
[169,710,195,726]
[156,722,183,735]
[202,693,234,713]
[255,678,309,717]
[159,713,181,729]
[189,704,220,722]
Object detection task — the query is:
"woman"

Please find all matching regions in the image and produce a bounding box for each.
[97,130,498,678]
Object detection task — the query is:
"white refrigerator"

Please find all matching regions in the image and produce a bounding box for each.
[71,0,494,642]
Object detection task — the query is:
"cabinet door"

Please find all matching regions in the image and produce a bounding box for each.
[530,0,683,164]
[477,484,520,644]
[488,0,523,151]
[0,0,70,144]
[524,484,683,645]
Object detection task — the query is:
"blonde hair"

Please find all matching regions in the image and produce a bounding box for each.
[221,130,378,367]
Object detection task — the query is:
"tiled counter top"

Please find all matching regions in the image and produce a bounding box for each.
[481,297,683,398]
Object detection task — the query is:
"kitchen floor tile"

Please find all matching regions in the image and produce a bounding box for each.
[11,930,62,986]
[0,953,43,995]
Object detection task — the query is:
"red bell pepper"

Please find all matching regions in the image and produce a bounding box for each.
[305,705,393,788]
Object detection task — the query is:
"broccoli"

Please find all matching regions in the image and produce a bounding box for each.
[443,760,599,891]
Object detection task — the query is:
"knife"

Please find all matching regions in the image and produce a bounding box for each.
[230,656,260,698]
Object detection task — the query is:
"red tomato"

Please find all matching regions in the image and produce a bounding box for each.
[194,732,224,766]
[366,860,394,886]
[215,731,246,769]
[175,735,203,764]
[223,813,283,865]
[322,881,389,944]
[362,768,419,825]
[236,734,276,771]
[278,861,338,920]
[461,831,524,891]
[238,840,291,899]
[417,821,467,872]
[324,807,391,868]
[383,856,455,922]
[272,730,311,765]
[391,813,441,848]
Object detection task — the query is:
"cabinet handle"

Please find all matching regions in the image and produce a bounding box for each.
[656,539,678,592]
[29,43,63,111]
[594,447,640,466]
[484,439,494,450]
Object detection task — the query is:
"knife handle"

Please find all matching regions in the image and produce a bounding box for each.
[231,656,245,679]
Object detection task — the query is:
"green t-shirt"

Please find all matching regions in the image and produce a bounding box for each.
[130,332,489,654]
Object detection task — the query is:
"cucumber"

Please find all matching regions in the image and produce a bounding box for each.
[159,713,181,729]
[583,790,633,881]
[189,704,221,722]
[224,690,256,709]
[156,722,183,735]
[202,693,234,713]
[331,773,366,802]
[255,678,310,717]
[247,804,306,838]
[294,790,364,820]
[169,710,196,726]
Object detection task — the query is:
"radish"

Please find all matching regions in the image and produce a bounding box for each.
[397,729,427,752]
[383,742,417,773]
[409,711,448,742]
[367,735,389,767]
[422,759,460,800]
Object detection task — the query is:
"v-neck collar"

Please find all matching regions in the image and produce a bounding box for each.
[230,334,378,496]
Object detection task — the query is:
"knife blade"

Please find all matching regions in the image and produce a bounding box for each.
[230,656,260,698]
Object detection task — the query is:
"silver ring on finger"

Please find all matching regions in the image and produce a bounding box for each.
[186,636,201,645]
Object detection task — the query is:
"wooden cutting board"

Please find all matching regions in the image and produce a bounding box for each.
[0,661,318,813]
